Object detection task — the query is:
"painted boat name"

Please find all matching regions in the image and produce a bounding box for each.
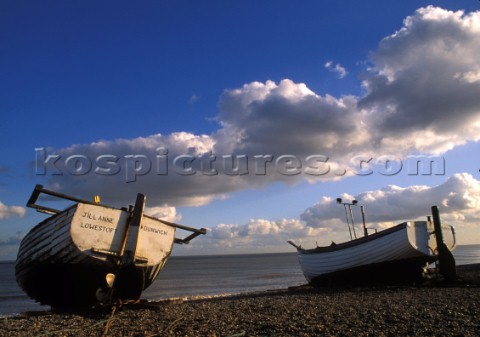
[80,222,116,233]
[140,225,168,235]
[79,211,167,235]
[81,211,114,223]
[80,211,116,232]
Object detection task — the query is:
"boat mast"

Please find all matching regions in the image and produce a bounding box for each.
[361,205,368,237]
[336,198,358,240]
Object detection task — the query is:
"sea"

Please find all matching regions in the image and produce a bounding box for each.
[1,245,479,317]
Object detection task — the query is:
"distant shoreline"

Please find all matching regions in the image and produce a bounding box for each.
[2,243,479,262]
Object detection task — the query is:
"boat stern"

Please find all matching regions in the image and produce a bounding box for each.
[406,220,456,258]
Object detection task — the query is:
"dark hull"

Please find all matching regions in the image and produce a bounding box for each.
[15,255,164,308]
[310,256,437,286]
[16,185,206,309]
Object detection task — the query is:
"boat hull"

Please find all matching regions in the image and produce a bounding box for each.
[16,202,174,308]
[309,256,435,286]
[295,221,456,285]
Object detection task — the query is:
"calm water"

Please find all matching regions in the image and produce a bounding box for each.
[1,245,479,316]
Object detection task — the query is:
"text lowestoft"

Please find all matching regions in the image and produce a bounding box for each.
[80,222,116,233]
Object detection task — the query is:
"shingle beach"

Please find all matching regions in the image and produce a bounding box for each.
[2,264,479,337]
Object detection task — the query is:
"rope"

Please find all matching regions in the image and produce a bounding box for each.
[99,303,119,337]
[33,316,119,337]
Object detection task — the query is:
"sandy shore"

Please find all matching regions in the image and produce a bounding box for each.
[2,265,479,337]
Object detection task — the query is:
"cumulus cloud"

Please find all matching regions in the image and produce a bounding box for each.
[359,6,480,153]
[206,218,328,250]
[0,202,26,220]
[325,61,348,78]
[37,79,367,206]
[38,6,480,210]
[301,173,480,231]
[216,79,363,156]
[185,173,480,251]
[188,94,201,104]
[215,6,480,166]
[36,133,235,207]
[144,205,181,223]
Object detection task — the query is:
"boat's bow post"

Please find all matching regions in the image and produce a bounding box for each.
[121,193,146,265]
[287,240,301,250]
[106,193,147,303]
[431,205,457,282]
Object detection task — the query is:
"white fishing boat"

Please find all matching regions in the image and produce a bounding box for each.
[289,202,457,285]
[16,185,206,308]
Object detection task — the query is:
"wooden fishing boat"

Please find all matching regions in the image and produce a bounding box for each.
[289,205,457,285]
[15,185,206,308]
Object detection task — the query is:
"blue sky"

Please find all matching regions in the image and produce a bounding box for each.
[1,1,480,259]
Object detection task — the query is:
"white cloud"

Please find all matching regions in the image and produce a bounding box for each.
[325,61,348,78]
[216,79,364,156]
[301,173,480,231]
[359,6,480,153]
[40,78,369,207]
[181,173,480,252]
[144,205,181,223]
[39,6,480,213]
[455,69,480,83]
[38,133,232,207]
[205,218,328,251]
[0,202,26,220]
[188,94,201,104]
